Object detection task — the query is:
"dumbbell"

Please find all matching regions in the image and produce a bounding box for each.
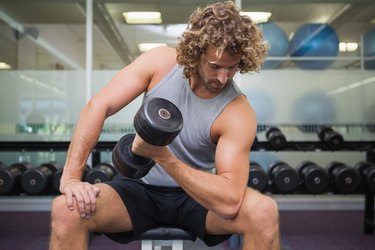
[318,126,344,150]
[265,127,287,150]
[248,162,268,193]
[251,136,258,149]
[0,162,32,195]
[112,98,183,179]
[326,161,361,194]
[268,161,299,193]
[53,164,91,192]
[21,161,62,195]
[85,162,117,184]
[296,161,329,194]
[355,161,375,193]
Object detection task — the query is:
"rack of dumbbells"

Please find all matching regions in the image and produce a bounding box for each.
[0,125,375,235]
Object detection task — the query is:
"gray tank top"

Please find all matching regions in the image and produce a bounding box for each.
[141,64,244,186]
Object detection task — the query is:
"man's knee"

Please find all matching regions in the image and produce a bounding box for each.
[51,195,82,232]
[242,191,279,233]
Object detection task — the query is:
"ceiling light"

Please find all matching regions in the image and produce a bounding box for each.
[339,42,358,52]
[241,12,272,23]
[138,43,167,52]
[0,62,11,69]
[123,12,162,24]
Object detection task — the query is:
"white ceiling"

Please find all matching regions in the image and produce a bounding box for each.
[0,0,375,69]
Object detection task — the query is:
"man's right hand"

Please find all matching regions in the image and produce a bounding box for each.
[59,178,101,219]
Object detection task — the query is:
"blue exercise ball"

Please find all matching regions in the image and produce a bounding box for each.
[247,89,275,126]
[290,23,339,70]
[291,91,336,133]
[258,22,289,69]
[364,27,375,70]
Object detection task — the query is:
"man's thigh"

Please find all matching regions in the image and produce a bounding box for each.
[89,183,133,233]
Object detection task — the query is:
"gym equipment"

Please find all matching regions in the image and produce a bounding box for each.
[268,161,299,193]
[318,126,344,150]
[364,27,375,69]
[21,161,62,195]
[290,23,339,69]
[53,164,91,192]
[266,127,287,150]
[252,136,258,149]
[103,226,196,250]
[326,161,361,194]
[0,162,31,195]
[291,92,336,132]
[355,161,375,193]
[296,161,329,194]
[112,98,183,179]
[248,90,275,125]
[248,162,268,193]
[85,162,116,184]
[259,22,289,69]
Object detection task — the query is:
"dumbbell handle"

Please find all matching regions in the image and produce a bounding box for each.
[112,134,155,179]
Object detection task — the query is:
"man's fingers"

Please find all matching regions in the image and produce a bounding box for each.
[65,189,74,211]
[61,181,100,218]
[88,186,98,214]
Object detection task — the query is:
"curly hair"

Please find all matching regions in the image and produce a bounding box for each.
[176,1,268,78]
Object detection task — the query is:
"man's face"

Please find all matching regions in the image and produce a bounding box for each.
[196,47,242,94]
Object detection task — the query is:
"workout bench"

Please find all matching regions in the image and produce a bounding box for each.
[135,227,196,250]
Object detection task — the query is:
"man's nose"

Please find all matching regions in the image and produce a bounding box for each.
[217,69,229,84]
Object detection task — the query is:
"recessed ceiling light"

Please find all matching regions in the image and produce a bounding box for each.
[138,43,167,52]
[240,12,272,23]
[123,12,162,24]
[0,62,11,69]
[339,42,358,52]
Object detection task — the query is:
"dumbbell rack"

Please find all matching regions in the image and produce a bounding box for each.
[1,139,375,234]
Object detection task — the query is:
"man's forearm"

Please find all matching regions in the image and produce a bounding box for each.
[62,103,106,180]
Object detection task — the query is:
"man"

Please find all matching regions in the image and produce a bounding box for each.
[49,1,280,249]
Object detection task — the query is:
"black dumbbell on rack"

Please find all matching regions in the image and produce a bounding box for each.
[296,161,329,194]
[318,126,344,150]
[355,161,375,193]
[248,162,268,193]
[0,161,33,195]
[0,162,32,195]
[325,161,361,194]
[21,161,62,195]
[85,162,117,184]
[265,127,287,150]
[268,161,299,193]
[112,98,183,179]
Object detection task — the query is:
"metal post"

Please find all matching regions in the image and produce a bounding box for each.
[86,0,94,166]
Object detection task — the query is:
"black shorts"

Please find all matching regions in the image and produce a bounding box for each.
[103,176,231,247]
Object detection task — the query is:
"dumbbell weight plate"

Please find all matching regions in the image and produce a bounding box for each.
[296,161,329,194]
[0,162,31,195]
[355,161,375,193]
[318,127,334,141]
[318,127,344,150]
[266,127,287,150]
[85,162,117,184]
[21,162,61,195]
[248,162,268,193]
[112,133,155,179]
[326,162,361,193]
[134,98,183,146]
[269,162,299,193]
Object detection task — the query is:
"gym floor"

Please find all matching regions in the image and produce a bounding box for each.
[0,210,374,250]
